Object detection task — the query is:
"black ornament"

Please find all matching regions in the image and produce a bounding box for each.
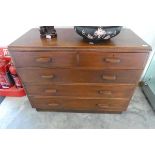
[39,26,57,39]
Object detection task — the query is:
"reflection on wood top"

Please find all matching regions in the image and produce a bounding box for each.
[8,28,151,51]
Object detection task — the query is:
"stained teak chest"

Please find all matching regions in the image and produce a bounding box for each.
[8,28,151,113]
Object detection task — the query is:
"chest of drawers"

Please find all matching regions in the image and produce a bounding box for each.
[8,28,151,113]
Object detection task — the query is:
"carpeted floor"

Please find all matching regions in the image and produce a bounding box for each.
[0,87,155,129]
[0,97,5,104]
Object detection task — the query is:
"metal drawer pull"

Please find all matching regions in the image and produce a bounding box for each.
[45,89,57,93]
[98,90,112,95]
[104,58,120,63]
[36,57,51,63]
[41,74,54,79]
[102,75,116,80]
[48,103,59,107]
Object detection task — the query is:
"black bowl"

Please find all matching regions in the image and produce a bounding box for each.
[74,26,122,43]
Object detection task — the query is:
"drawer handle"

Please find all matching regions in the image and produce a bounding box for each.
[104,58,120,63]
[45,89,57,93]
[48,103,59,107]
[41,75,54,79]
[98,90,112,95]
[102,75,116,80]
[36,57,51,63]
[97,104,110,108]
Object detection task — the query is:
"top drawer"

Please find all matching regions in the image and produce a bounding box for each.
[79,52,148,69]
[11,51,77,68]
[11,51,148,69]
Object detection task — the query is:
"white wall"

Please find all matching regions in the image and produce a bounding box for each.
[0,25,32,47]
[128,25,155,77]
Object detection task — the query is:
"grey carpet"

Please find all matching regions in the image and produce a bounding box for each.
[0,96,5,104]
[0,87,155,129]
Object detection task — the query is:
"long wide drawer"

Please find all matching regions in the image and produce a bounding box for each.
[25,84,135,99]
[11,51,77,67]
[17,68,142,84]
[79,52,148,69]
[29,96,130,112]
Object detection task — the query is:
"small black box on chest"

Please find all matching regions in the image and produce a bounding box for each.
[39,26,57,39]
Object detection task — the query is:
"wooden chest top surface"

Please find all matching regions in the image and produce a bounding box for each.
[8,28,151,51]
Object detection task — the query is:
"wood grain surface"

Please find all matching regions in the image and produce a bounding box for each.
[8,28,151,112]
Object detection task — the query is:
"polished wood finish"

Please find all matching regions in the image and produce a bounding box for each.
[11,51,77,67]
[8,28,151,113]
[29,96,129,112]
[17,68,142,84]
[79,52,148,69]
[8,28,151,51]
[11,51,148,69]
[24,84,135,98]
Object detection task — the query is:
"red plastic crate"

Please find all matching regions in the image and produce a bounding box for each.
[0,47,9,57]
[0,47,26,97]
[0,85,26,97]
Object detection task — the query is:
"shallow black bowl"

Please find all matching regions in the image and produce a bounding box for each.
[74,26,122,43]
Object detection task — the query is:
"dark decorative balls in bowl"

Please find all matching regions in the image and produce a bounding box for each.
[74,26,122,43]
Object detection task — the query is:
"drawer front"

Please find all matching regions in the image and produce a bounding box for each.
[25,84,135,99]
[11,51,77,67]
[18,68,142,84]
[29,96,129,112]
[79,52,148,69]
